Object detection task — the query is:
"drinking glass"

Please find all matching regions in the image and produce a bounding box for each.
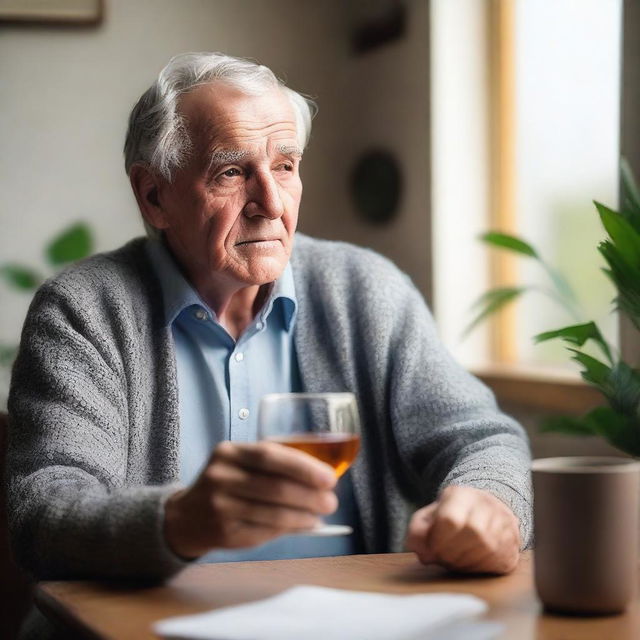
[258,392,361,536]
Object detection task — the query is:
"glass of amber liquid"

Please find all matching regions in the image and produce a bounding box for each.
[258,392,361,536]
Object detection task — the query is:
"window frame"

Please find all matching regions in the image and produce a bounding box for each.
[475,0,632,414]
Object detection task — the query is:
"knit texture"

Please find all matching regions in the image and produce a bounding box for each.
[7,234,532,580]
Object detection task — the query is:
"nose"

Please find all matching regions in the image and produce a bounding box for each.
[243,169,285,219]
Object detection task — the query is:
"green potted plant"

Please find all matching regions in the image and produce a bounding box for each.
[468,160,640,457]
[0,222,93,408]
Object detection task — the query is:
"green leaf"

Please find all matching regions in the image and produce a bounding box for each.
[481,231,582,318]
[540,265,581,318]
[540,415,596,436]
[598,239,640,327]
[0,264,43,290]
[584,406,640,457]
[567,349,612,391]
[607,361,640,417]
[46,222,93,266]
[479,232,539,258]
[620,202,640,226]
[0,344,18,366]
[598,240,640,287]
[463,287,526,336]
[595,202,640,271]
[542,406,640,457]
[621,158,640,215]
[534,321,613,364]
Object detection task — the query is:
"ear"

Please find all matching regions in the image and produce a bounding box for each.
[129,164,170,231]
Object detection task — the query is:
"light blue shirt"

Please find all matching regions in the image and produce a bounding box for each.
[146,239,362,561]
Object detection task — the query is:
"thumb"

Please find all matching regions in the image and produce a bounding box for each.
[405,503,438,562]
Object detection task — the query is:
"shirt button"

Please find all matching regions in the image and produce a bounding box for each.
[256,321,264,330]
[194,309,208,321]
[234,352,244,362]
[238,408,250,420]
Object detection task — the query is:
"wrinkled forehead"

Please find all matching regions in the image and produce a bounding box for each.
[178,82,299,153]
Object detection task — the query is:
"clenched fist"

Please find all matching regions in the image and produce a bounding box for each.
[164,441,338,559]
[405,485,521,574]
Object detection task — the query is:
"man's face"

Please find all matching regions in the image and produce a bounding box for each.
[154,82,303,290]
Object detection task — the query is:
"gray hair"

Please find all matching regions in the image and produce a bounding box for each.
[124,52,316,236]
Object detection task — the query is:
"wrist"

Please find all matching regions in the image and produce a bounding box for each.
[163,489,201,561]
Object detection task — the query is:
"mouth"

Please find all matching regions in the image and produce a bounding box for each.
[235,238,282,247]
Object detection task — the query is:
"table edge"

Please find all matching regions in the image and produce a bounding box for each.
[36,583,108,640]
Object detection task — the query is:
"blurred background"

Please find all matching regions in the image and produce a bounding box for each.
[1,0,638,458]
[1,2,639,635]
[0,0,431,406]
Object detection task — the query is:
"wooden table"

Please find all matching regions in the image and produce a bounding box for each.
[36,552,640,639]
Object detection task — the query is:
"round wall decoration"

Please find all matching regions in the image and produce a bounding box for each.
[349,149,402,225]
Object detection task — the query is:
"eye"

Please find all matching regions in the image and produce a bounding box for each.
[276,163,294,173]
[221,167,242,178]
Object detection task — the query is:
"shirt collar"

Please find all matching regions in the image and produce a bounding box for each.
[145,238,203,326]
[262,259,297,332]
[145,238,297,332]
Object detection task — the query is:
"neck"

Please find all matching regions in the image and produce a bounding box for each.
[162,238,272,340]
[208,282,272,339]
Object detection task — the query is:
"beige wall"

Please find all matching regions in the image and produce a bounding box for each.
[0,0,431,407]
[1,0,635,470]
[0,0,629,463]
[0,0,339,336]
[299,0,432,302]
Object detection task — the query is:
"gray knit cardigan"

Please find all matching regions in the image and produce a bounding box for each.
[7,234,532,580]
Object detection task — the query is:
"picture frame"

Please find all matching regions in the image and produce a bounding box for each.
[0,0,102,24]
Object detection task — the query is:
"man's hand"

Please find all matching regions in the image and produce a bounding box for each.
[164,441,338,559]
[405,485,521,575]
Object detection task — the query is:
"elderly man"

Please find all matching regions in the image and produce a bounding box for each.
[8,52,530,583]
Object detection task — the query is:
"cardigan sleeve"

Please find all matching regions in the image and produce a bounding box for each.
[290,236,533,551]
[7,281,189,580]
[386,277,533,549]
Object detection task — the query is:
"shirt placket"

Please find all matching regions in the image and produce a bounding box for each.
[229,309,273,442]
[228,336,252,442]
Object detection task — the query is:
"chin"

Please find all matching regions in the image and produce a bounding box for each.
[239,259,288,286]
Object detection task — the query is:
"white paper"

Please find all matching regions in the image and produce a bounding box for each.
[154,585,492,640]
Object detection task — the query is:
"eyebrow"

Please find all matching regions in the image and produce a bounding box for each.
[276,144,303,158]
[207,145,303,172]
[208,150,249,166]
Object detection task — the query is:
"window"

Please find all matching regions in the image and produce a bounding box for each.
[432,0,622,377]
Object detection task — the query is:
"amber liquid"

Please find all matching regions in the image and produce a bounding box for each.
[270,433,360,478]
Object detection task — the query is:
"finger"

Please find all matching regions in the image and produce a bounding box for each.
[445,528,497,572]
[482,505,520,554]
[205,461,338,515]
[453,517,520,574]
[214,441,336,489]
[212,493,321,531]
[426,486,521,573]
[406,504,436,540]
[437,504,494,566]
[222,521,294,550]
[405,504,438,563]
[488,518,521,572]
[453,536,518,574]
[453,485,521,549]
[415,487,477,566]
[425,500,472,558]
[417,502,439,521]
[447,548,495,574]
